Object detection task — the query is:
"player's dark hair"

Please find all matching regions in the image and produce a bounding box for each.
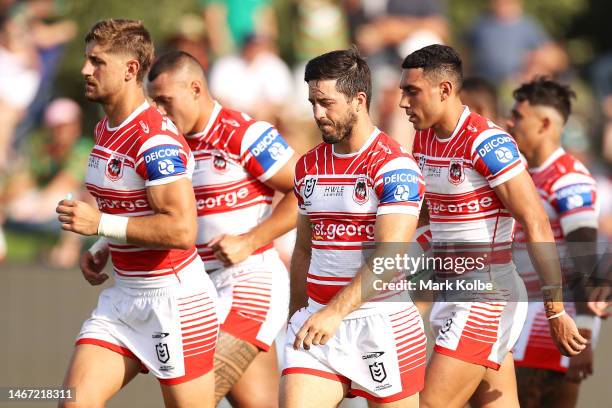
[513,77,575,122]
[461,77,498,116]
[148,50,205,82]
[85,19,154,83]
[304,47,372,111]
[402,44,463,87]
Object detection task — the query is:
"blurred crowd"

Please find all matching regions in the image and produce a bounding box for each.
[0,0,611,268]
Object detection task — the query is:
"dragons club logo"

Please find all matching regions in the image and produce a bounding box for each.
[106,155,124,181]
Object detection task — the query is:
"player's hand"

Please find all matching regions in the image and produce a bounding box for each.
[565,329,593,383]
[80,247,110,285]
[56,199,101,236]
[587,286,611,318]
[293,306,343,350]
[548,313,588,357]
[208,233,256,266]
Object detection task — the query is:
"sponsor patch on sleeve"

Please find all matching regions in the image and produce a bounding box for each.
[379,169,421,204]
[143,144,186,181]
[554,184,594,214]
[475,134,520,176]
[247,127,290,173]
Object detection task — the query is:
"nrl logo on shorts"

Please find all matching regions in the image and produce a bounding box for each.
[353,177,369,204]
[303,176,317,198]
[156,343,170,364]
[448,159,464,185]
[212,154,228,173]
[368,361,387,383]
[106,154,125,181]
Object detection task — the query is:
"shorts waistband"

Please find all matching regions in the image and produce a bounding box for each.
[307,299,415,320]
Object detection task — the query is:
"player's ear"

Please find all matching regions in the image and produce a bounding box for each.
[440,80,452,101]
[355,91,367,112]
[540,116,551,133]
[125,59,140,82]
[191,80,201,99]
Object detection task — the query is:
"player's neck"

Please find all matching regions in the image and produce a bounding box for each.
[432,101,465,139]
[103,86,146,128]
[529,140,560,168]
[334,117,375,155]
[192,97,216,134]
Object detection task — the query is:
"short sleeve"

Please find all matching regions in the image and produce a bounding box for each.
[374,156,425,217]
[470,129,525,188]
[135,134,192,187]
[550,173,598,235]
[293,156,308,215]
[240,121,294,182]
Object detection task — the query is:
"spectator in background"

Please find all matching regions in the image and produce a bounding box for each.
[466,0,567,84]
[0,11,40,170]
[460,76,500,124]
[164,13,209,70]
[1,98,92,267]
[209,33,293,124]
[347,0,447,63]
[11,0,77,149]
[344,0,448,149]
[201,0,277,58]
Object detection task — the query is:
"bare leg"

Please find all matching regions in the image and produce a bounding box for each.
[227,342,280,408]
[470,353,520,407]
[59,344,141,408]
[213,331,259,404]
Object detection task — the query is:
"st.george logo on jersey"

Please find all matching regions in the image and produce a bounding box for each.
[353,177,369,204]
[448,159,464,185]
[106,154,124,181]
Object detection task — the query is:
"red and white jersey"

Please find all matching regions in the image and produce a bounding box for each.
[186,102,294,269]
[294,128,425,307]
[513,148,598,293]
[85,101,197,288]
[412,107,525,270]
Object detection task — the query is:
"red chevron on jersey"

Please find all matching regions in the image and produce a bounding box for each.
[85,102,197,287]
[294,128,424,305]
[186,102,294,269]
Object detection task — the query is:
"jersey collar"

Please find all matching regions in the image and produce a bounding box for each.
[106,101,149,131]
[530,147,565,173]
[332,127,380,158]
[189,101,222,139]
[435,105,470,143]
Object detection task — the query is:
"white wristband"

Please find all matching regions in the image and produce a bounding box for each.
[97,213,128,242]
[88,237,109,256]
[547,310,566,320]
[575,314,596,331]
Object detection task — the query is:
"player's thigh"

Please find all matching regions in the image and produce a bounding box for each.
[227,342,280,408]
[470,353,519,408]
[214,331,259,401]
[280,373,348,408]
[420,352,487,408]
[367,393,419,408]
[60,344,141,408]
[545,378,580,408]
[159,369,215,408]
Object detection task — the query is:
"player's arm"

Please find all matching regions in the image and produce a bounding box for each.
[57,177,197,249]
[210,154,299,265]
[289,213,312,317]
[493,171,587,355]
